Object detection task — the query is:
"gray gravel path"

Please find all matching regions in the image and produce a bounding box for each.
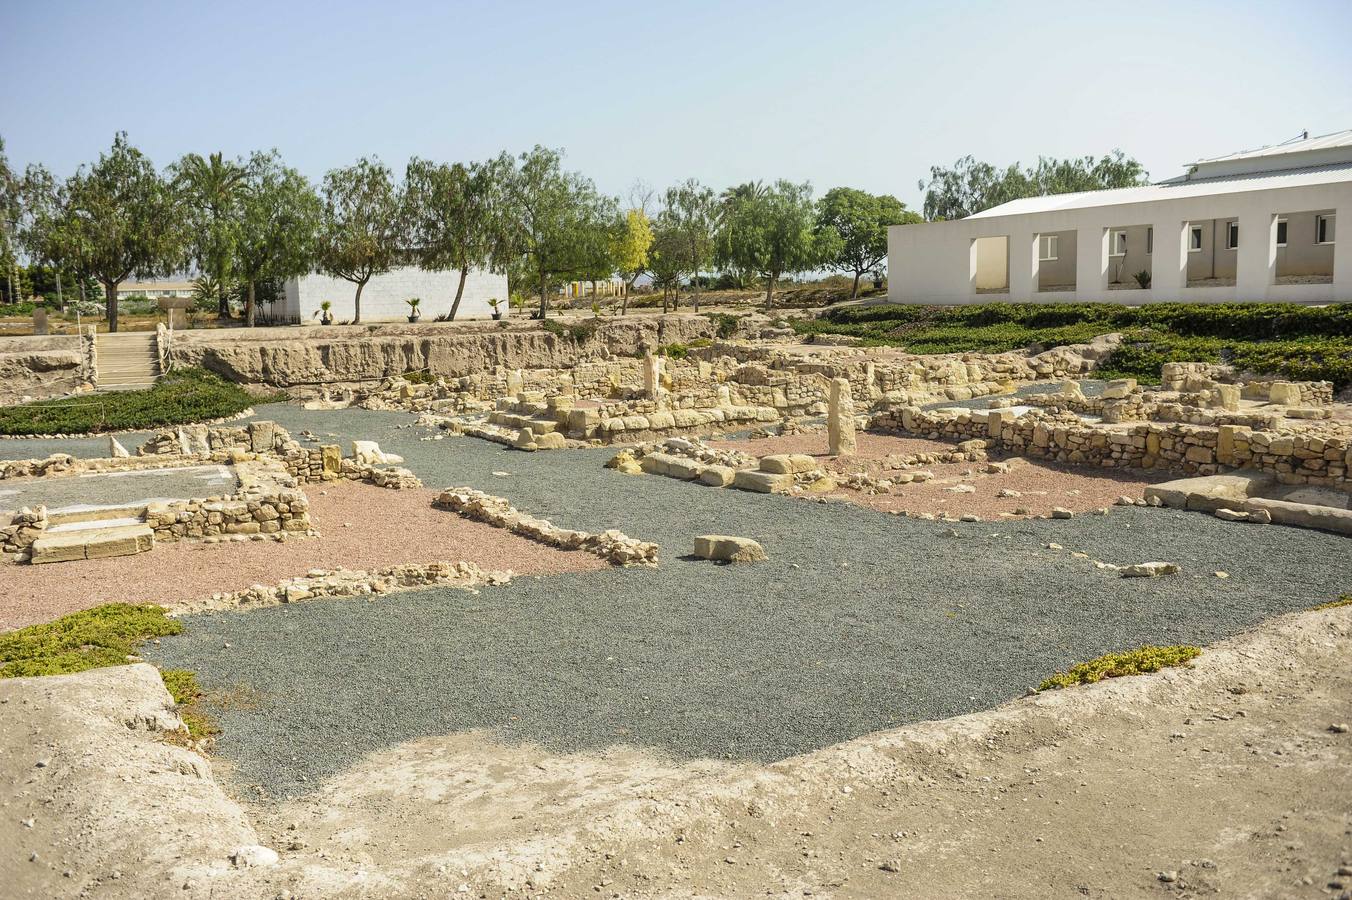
[128,403,1350,799]
[0,429,157,461]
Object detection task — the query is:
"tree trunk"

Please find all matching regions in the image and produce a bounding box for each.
[621,280,629,316]
[537,268,548,319]
[103,280,119,333]
[691,250,701,313]
[245,281,256,327]
[56,272,64,311]
[449,266,469,320]
[353,279,365,324]
[217,265,230,319]
[851,270,862,299]
[764,274,776,310]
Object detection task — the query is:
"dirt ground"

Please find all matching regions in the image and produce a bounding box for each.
[3,603,1349,899]
[710,431,1155,518]
[0,481,604,631]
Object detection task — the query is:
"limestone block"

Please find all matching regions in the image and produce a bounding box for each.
[1119,561,1180,578]
[693,534,767,563]
[666,459,704,480]
[699,465,735,487]
[1101,379,1137,400]
[1268,382,1300,406]
[535,432,566,450]
[827,377,857,456]
[1214,508,1249,522]
[249,421,277,452]
[732,470,793,493]
[321,444,342,476]
[108,435,130,458]
[759,453,817,475]
[352,440,403,465]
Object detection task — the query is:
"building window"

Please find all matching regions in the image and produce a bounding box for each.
[1146,227,1153,254]
[1109,230,1127,257]
[1189,226,1203,252]
[1276,219,1287,247]
[1038,234,1058,261]
[1316,214,1336,245]
[1226,222,1239,250]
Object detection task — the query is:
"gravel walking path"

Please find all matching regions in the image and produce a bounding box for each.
[135,403,1351,800]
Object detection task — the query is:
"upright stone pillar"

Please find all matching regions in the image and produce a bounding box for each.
[827,377,857,456]
[505,369,524,395]
[643,352,661,399]
[33,308,49,335]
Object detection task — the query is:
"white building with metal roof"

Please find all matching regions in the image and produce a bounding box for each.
[889,129,1351,304]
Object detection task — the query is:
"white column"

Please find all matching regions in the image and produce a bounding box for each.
[1009,229,1037,301]
[1153,220,1188,297]
[967,238,980,296]
[1075,227,1108,299]
[1333,206,1352,301]
[1236,212,1277,299]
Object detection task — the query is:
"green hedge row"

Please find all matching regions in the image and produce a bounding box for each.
[795,302,1352,387]
[0,368,270,436]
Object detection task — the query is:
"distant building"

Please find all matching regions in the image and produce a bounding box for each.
[115,280,195,300]
[890,129,1350,304]
[280,266,508,323]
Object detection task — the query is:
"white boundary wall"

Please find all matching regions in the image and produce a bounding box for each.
[889,174,1351,305]
[281,266,508,323]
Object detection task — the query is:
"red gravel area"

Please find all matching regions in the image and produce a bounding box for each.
[0,481,606,631]
[709,431,1154,520]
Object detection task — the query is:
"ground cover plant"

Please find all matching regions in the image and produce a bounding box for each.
[0,603,182,677]
[0,367,272,435]
[793,302,1352,387]
[1037,644,1202,691]
[1311,594,1352,611]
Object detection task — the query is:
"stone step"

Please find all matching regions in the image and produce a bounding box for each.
[30,523,154,564]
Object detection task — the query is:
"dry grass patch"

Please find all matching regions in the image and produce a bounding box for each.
[1037,645,1201,692]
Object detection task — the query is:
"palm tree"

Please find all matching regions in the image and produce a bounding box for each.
[173,152,247,319]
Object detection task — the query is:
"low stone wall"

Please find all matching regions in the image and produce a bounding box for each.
[870,404,1351,486]
[433,487,658,566]
[167,560,511,616]
[1160,362,1332,405]
[145,458,310,542]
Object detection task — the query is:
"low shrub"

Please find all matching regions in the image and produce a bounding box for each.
[159,668,217,737]
[540,318,600,343]
[795,302,1352,387]
[702,312,741,339]
[1037,645,1201,692]
[0,603,182,678]
[0,368,274,436]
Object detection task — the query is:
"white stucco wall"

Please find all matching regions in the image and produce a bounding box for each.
[280,266,508,323]
[889,178,1351,304]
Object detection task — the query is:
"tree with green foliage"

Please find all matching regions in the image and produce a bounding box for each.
[815,187,920,298]
[716,180,832,309]
[610,207,653,315]
[46,134,181,331]
[318,158,403,324]
[505,146,616,319]
[646,216,685,311]
[664,179,719,313]
[171,151,248,318]
[0,137,21,307]
[920,150,1148,221]
[403,155,513,321]
[233,151,321,327]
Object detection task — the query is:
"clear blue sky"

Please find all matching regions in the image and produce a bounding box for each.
[4,0,1351,209]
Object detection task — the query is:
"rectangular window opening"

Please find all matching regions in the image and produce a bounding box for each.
[1276,219,1288,247]
[1189,226,1203,252]
[1146,227,1153,255]
[1109,230,1127,257]
[1226,221,1239,250]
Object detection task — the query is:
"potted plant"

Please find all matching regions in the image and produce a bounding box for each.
[1133,270,1152,290]
[313,300,334,325]
[871,269,884,291]
[405,297,422,322]
[488,298,503,321]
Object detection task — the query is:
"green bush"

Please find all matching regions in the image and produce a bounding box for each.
[794,302,1352,387]
[702,312,741,339]
[1037,645,1201,691]
[0,368,272,436]
[540,318,600,342]
[0,603,182,678]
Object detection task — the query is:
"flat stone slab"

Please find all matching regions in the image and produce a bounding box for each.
[30,523,154,564]
[731,470,793,494]
[693,534,767,563]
